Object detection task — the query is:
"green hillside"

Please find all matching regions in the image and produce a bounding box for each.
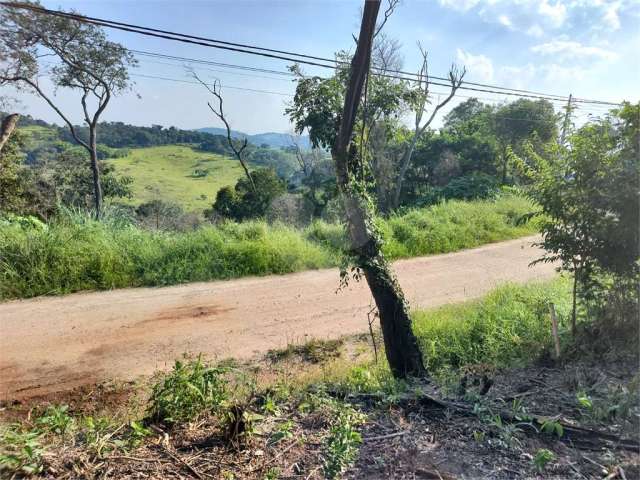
[108,145,245,211]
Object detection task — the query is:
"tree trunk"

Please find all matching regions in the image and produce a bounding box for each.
[89,126,103,218]
[0,113,20,153]
[501,144,508,185]
[571,271,578,337]
[331,0,426,378]
[391,135,419,210]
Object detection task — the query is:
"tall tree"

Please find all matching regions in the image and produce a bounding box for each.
[331,0,426,377]
[0,1,136,216]
[494,98,557,184]
[390,45,465,210]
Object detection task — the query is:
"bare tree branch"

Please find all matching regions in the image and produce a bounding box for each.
[191,70,256,192]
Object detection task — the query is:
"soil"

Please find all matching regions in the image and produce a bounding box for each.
[0,236,556,401]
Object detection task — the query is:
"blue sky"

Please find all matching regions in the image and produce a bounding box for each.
[11,0,640,133]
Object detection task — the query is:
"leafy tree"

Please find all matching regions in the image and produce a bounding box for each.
[22,148,133,219]
[0,124,28,212]
[209,168,286,221]
[494,99,557,184]
[443,97,495,136]
[512,102,639,334]
[0,1,137,216]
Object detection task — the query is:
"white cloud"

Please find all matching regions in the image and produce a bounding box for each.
[437,0,482,12]
[456,49,494,81]
[538,0,567,27]
[531,39,618,61]
[498,14,513,28]
[602,2,621,30]
[526,24,545,37]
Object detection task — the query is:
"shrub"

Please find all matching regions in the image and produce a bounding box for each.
[147,356,228,424]
[412,279,572,373]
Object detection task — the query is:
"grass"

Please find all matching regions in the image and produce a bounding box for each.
[107,145,246,210]
[0,194,538,300]
[412,278,572,375]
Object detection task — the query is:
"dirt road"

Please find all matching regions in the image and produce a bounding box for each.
[0,236,555,400]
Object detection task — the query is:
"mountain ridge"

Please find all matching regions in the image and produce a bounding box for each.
[197,127,311,149]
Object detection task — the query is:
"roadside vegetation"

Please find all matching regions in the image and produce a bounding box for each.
[0,193,536,300]
[1,278,638,479]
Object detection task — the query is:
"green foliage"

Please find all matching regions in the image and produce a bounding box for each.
[533,448,555,472]
[210,168,286,221]
[513,102,639,312]
[322,402,365,479]
[380,194,538,259]
[148,356,228,424]
[412,279,572,373]
[540,419,564,438]
[0,425,44,476]
[35,404,75,435]
[0,195,537,300]
[0,128,28,212]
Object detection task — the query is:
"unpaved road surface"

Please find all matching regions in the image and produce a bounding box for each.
[0,236,555,400]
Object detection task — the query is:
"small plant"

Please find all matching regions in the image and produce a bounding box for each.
[577,391,593,410]
[127,420,152,448]
[540,419,564,438]
[533,448,555,472]
[489,415,524,448]
[221,403,261,449]
[269,420,294,444]
[264,467,280,480]
[0,426,45,476]
[472,430,485,443]
[148,355,228,424]
[82,416,122,457]
[322,402,366,479]
[36,404,75,435]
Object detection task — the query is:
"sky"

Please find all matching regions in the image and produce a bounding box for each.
[6,0,640,134]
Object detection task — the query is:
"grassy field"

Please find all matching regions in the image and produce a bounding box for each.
[0,195,538,300]
[108,145,245,211]
[19,125,59,149]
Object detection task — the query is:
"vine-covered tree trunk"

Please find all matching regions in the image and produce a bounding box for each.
[331,0,426,378]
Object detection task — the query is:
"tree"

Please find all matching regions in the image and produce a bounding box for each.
[512,102,640,335]
[0,117,27,212]
[209,168,286,221]
[330,0,426,378]
[389,45,465,210]
[0,1,137,217]
[494,98,557,184]
[192,72,256,193]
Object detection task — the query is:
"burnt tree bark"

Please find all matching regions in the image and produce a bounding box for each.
[331,0,426,378]
[0,113,19,153]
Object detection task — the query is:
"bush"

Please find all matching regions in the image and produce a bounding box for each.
[412,278,572,373]
[147,356,228,424]
[380,194,537,259]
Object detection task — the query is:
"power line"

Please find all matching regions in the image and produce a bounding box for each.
[2,1,623,107]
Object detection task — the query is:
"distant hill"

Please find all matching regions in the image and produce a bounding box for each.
[197,127,311,149]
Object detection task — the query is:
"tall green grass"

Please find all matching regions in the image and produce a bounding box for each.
[412,278,572,374]
[0,195,538,300]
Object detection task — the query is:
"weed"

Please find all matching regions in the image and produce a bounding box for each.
[35,404,75,435]
[533,448,555,472]
[0,425,44,476]
[263,467,280,480]
[269,420,294,444]
[413,278,572,375]
[148,356,228,424]
[540,419,564,438]
[313,395,366,479]
[472,430,485,443]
